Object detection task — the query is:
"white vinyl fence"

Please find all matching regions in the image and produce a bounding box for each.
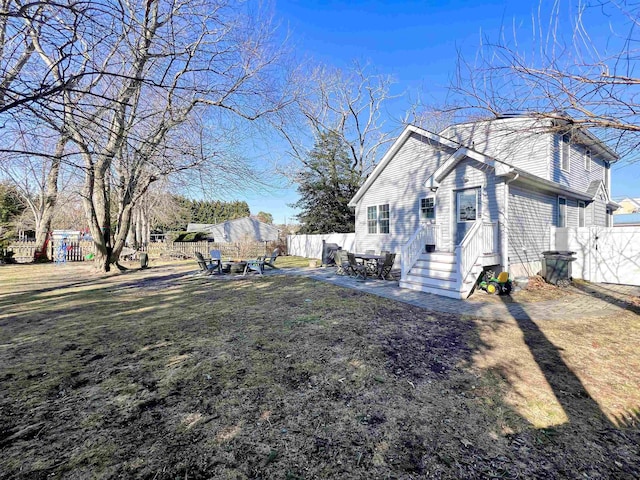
[551,226,640,286]
[287,233,356,260]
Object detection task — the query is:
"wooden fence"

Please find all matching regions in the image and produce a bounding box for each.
[6,239,279,263]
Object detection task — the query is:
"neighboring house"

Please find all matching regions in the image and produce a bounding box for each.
[613,213,640,227]
[614,197,640,214]
[348,114,619,299]
[186,217,279,243]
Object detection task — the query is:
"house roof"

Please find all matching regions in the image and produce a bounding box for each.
[442,113,619,163]
[199,217,280,242]
[348,125,466,207]
[349,118,619,209]
[617,197,640,209]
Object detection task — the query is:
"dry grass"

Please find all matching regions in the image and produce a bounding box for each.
[0,261,639,479]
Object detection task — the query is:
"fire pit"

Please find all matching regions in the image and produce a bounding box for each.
[223,261,246,274]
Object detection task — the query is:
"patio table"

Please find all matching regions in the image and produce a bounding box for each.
[353,253,386,277]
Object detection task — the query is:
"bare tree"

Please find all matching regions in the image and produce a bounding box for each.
[15,0,293,271]
[446,0,640,161]
[275,62,399,179]
[0,1,97,114]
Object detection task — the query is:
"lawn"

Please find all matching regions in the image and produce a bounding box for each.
[1,260,639,479]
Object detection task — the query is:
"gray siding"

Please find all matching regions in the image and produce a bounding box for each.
[550,134,608,191]
[591,191,607,226]
[437,158,503,250]
[354,132,452,253]
[442,118,552,179]
[508,184,555,271]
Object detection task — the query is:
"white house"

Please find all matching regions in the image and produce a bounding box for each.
[348,114,619,298]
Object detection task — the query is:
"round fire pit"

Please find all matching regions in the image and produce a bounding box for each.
[224,261,246,274]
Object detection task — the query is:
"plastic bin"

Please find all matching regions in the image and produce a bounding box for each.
[541,250,576,286]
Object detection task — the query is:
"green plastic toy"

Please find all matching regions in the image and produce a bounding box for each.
[479,270,513,295]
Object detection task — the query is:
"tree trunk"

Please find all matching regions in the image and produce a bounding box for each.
[33,140,65,261]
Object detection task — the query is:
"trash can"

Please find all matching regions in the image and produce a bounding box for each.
[140,252,149,269]
[541,250,576,286]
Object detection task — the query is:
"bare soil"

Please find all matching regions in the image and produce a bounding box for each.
[0,262,638,479]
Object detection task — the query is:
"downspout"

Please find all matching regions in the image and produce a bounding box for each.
[502,172,519,273]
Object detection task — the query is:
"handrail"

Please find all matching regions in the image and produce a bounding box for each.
[455,221,498,286]
[401,223,441,279]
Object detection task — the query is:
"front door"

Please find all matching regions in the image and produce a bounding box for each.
[454,188,479,245]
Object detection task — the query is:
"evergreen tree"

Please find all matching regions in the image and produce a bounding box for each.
[292,131,361,233]
[0,183,25,247]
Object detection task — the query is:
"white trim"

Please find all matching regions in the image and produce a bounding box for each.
[558,196,567,227]
[455,188,480,223]
[561,133,571,172]
[366,204,378,234]
[349,125,462,207]
[584,148,592,172]
[419,195,436,222]
[366,203,390,235]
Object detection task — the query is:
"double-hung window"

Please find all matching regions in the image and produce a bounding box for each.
[561,133,571,172]
[584,148,591,171]
[558,197,567,227]
[420,197,435,221]
[367,204,390,234]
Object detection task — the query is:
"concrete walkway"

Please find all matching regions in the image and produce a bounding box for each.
[276,266,640,321]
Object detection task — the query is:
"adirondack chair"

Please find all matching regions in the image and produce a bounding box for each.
[195,251,221,275]
[209,249,223,273]
[243,257,265,275]
[376,253,396,280]
[260,248,280,269]
[347,252,367,280]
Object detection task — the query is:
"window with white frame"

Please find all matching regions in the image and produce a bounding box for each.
[367,206,377,234]
[561,133,571,171]
[578,200,586,227]
[367,204,390,234]
[420,197,435,221]
[558,197,567,227]
[379,204,390,234]
[584,148,591,171]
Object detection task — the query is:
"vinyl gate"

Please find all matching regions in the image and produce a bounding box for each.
[552,226,640,286]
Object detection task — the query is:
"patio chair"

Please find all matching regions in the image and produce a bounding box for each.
[334,250,350,275]
[209,249,223,274]
[195,251,221,275]
[380,250,390,256]
[260,248,280,269]
[376,253,396,280]
[243,257,265,275]
[347,252,367,280]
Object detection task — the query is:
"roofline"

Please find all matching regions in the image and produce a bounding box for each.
[502,169,608,202]
[348,125,461,207]
[443,114,619,162]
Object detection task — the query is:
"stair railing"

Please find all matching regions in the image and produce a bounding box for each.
[455,221,498,286]
[401,223,440,279]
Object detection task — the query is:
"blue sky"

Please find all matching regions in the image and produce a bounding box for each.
[241,0,640,223]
